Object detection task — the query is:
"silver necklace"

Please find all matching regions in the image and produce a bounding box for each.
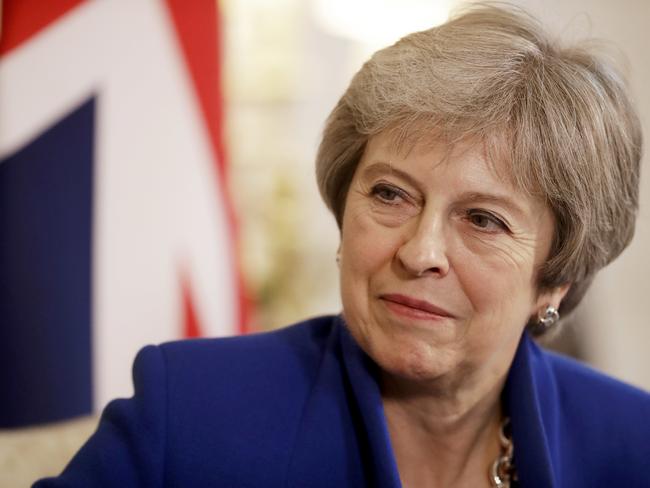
[490,417,517,487]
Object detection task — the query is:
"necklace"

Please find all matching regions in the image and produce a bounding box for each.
[489,417,517,487]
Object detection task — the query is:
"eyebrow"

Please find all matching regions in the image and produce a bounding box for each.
[361,162,424,193]
[457,192,528,219]
[362,162,530,219]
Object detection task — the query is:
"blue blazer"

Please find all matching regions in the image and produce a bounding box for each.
[35,315,650,487]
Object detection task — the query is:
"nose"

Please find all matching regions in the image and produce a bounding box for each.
[396,215,450,277]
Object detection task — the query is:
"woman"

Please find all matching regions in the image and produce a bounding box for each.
[36,4,649,488]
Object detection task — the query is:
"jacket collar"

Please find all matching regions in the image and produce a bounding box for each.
[339,320,403,488]
[286,318,402,488]
[503,332,560,487]
[288,316,559,487]
[341,318,561,488]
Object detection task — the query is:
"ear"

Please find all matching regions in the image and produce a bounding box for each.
[532,283,571,316]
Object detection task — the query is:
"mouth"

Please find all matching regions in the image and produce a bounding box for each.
[379,293,455,320]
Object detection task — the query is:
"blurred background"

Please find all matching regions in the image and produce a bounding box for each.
[1,0,648,485]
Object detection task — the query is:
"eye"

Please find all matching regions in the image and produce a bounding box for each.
[370,183,408,205]
[466,209,509,233]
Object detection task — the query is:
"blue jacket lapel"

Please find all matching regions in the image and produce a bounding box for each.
[286,318,402,488]
[286,319,395,487]
[504,332,559,487]
[340,321,403,488]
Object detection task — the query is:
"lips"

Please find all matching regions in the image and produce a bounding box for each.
[380,293,455,319]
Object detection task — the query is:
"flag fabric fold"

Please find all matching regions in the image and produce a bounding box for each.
[0,0,244,428]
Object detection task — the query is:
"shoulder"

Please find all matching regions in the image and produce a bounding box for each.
[130,315,342,485]
[541,348,650,412]
[34,317,343,487]
[141,314,338,397]
[130,315,341,434]
[538,347,650,479]
[159,314,335,365]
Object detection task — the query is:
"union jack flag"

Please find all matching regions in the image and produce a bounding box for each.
[0,0,247,428]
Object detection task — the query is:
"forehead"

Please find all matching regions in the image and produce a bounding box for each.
[361,131,517,189]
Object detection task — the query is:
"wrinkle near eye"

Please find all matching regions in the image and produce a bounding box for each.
[466,231,539,268]
[357,182,420,225]
[344,192,375,225]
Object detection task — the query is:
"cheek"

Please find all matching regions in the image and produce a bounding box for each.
[453,244,538,319]
[460,229,539,273]
[341,207,402,277]
[340,207,404,334]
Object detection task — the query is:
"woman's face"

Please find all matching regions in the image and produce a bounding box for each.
[339,132,567,385]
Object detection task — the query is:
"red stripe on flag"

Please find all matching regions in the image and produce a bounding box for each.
[164,0,252,335]
[180,270,202,339]
[0,0,86,56]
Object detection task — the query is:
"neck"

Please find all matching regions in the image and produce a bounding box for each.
[381,369,506,487]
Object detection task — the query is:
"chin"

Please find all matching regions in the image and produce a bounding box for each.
[358,326,458,384]
[387,348,456,383]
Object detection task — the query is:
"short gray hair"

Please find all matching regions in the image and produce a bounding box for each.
[316,3,642,331]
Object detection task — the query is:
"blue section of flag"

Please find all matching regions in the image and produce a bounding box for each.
[0,98,95,427]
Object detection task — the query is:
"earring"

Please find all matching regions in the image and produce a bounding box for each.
[336,251,341,266]
[536,305,560,332]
